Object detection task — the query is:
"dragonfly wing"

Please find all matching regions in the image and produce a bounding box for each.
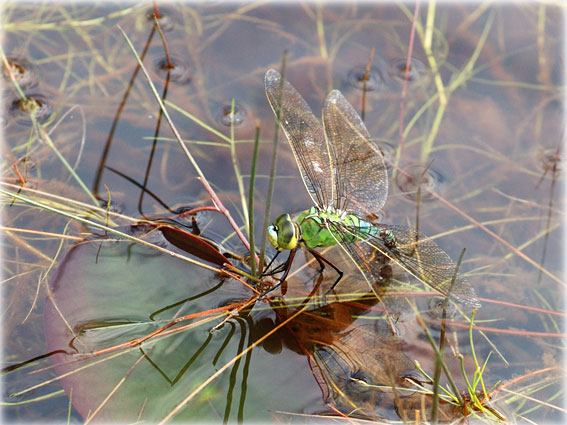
[323,90,388,216]
[325,220,390,291]
[329,222,481,307]
[265,69,335,209]
[377,224,480,307]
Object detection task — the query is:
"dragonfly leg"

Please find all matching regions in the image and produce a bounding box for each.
[308,249,343,302]
[257,248,297,301]
[262,261,287,277]
[261,250,295,277]
[262,250,282,275]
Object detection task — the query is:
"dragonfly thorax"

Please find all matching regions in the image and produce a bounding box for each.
[297,206,367,249]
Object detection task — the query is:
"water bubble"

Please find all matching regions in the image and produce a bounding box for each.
[154,56,191,85]
[346,65,384,92]
[9,94,53,126]
[395,163,443,202]
[217,103,247,127]
[389,57,427,84]
[145,7,176,32]
[2,57,39,89]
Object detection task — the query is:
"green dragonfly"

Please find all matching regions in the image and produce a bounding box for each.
[262,69,480,308]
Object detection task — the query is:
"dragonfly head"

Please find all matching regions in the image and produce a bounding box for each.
[268,213,298,250]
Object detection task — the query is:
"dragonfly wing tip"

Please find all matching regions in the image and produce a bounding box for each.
[265,69,280,84]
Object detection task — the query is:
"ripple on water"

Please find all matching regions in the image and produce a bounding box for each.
[217,102,248,127]
[388,57,428,85]
[9,94,54,126]
[2,57,39,90]
[372,138,397,170]
[145,6,178,32]
[345,64,385,92]
[154,56,192,85]
[395,163,444,202]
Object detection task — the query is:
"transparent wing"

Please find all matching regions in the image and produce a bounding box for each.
[265,69,335,209]
[325,221,388,291]
[328,221,481,307]
[323,90,388,216]
[382,224,480,307]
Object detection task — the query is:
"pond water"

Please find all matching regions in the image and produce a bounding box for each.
[2,2,565,424]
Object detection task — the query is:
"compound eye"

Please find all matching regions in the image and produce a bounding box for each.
[267,224,279,248]
[274,214,297,250]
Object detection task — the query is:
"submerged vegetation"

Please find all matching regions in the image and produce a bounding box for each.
[1,2,565,424]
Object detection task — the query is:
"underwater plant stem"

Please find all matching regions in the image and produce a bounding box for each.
[316,3,328,59]
[118,26,254,258]
[397,0,420,166]
[420,1,447,163]
[138,14,173,216]
[32,118,99,205]
[424,9,495,163]
[420,93,447,164]
[94,23,155,198]
[139,77,168,216]
[360,47,375,122]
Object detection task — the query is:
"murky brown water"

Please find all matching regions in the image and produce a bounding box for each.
[2,2,564,423]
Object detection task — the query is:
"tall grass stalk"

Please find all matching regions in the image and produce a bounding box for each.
[228,99,250,232]
[258,52,287,271]
[247,122,262,276]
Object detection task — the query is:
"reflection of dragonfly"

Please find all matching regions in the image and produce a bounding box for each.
[263,69,480,307]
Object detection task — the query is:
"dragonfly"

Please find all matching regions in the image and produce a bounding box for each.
[262,69,480,308]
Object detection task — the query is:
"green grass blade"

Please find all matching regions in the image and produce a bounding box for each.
[248,123,261,276]
[258,51,287,271]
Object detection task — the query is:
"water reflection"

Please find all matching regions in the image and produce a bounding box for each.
[256,265,462,422]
